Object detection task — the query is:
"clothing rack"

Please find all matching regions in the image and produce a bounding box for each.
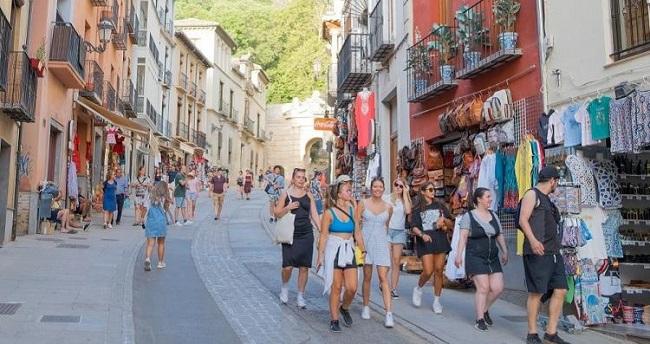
[548,75,650,108]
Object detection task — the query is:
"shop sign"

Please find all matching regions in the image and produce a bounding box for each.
[314,118,337,131]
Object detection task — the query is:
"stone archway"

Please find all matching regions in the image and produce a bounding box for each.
[304,137,328,173]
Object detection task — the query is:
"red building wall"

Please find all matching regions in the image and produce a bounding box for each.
[409,0,542,141]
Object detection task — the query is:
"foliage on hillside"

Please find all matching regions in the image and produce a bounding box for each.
[176,0,330,103]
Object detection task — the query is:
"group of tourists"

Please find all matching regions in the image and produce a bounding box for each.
[271,164,571,343]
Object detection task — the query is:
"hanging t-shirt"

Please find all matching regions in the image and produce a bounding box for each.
[477,152,498,211]
[587,96,611,140]
[354,91,376,150]
[563,104,582,147]
[574,102,597,146]
[547,107,564,145]
[112,135,125,155]
[106,127,117,145]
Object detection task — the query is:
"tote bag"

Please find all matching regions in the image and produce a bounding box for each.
[445,217,466,280]
[273,193,295,245]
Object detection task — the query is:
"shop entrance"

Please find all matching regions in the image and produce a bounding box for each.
[47,125,63,183]
[0,139,10,245]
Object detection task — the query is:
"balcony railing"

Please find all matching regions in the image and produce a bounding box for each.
[0,51,37,122]
[101,1,119,31]
[244,116,255,134]
[611,0,650,60]
[453,0,522,79]
[127,4,136,33]
[89,0,108,7]
[179,72,188,91]
[164,120,172,137]
[189,81,197,98]
[136,95,144,114]
[163,70,171,86]
[369,0,394,62]
[80,60,104,104]
[121,79,136,117]
[177,122,189,140]
[137,30,146,46]
[407,26,458,102]
[103,81,116,111]
[197,89,206,104]
[337,33,371,93]
[49,22,86,83]
[0,9,10,92]
[257,129,267,142]
[219,101,230,116]
[112,19,128,51]
[156,113,163,133]
[231,108,239,123]
[195,130,206,148]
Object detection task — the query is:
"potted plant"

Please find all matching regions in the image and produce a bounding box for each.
[455,5,490,69]
[493,0,521,50]
[428,24,457,83]
[29,40,46,77]
[407,35,432,93]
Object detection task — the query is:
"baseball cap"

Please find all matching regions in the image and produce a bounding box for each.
[539,166,560,182]
[335,175,352,184]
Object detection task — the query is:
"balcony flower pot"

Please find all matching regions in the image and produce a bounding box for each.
[415,79,428,94]
[456,6,489,69]
[498,32,518,50]
[463,51,481,69]
[439,64,455,83]
[29,58,45,77]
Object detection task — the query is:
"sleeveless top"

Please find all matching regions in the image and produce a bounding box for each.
[329,206,355,233]
[385,196,406,230]
[284,193,312,234]
[523,188,561,255]
[466,211,501,260]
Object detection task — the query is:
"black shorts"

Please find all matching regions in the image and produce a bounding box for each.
[333,249,358,270]
[523,254,568,294]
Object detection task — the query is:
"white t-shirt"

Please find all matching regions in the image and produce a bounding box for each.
[575,103,598,146]
[577,207,608,261]
[384,195,406,230]
[547,107,565,145]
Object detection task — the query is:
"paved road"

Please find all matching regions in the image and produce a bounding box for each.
[133,191,433,344]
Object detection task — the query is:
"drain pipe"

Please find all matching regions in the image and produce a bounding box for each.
[536,0,548,111]
[11,122,22,242]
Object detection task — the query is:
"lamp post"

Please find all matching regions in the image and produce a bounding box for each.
[86,19,114,53]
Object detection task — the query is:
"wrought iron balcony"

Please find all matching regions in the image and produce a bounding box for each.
[243,116,255,134]
[156,113,163,134]
[0,51,37,122]
[336,91,353,110]
[257,129,268,142]
[178,72,188,92]
[164,120,172,138]
[369,0,394,62]
[127,5,136,33]
[197,89,206,104]
[137,30,146,46]
[191,129,206,148]
[177,121,189,141]
[218,101,230,117]
[103,81,116,111]
[89,0,108,7]
[80,60,104,105]
[327,63,337,106]
[112,19,128,51]
[407,26,458,102]
[49,22,86,88]
[230,107,239,123]
[189,81,197,98]
[0,9,10,92]
[337,33,371,93]
[163,70,171,87]
[454,0,522,79]
[121,79,136,117]
[101,1,119,31]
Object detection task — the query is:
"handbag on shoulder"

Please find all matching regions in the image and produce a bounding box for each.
[273,192,296,245]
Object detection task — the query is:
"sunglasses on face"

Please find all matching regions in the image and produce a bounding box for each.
[394,183,403,188]
[424,187,435,192]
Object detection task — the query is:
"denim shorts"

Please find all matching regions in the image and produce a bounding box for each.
[175,197,186,208]
[187,192,198,201]
[388,228,407,245]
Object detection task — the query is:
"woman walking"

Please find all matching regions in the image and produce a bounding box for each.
[144,181,171,271]
[268,165,285,222]
[385,178,412,298]
[102,171,118,229]
[316,179,366,333]
[132,166,151,226]
[236,171,244,199]
[411,181,454,314]
[358,177,394,327]
[454,188,508,331]
[244,169,253,200]
[186,172,201,220]
[274,168,320,308]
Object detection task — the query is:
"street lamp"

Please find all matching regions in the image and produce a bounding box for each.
[86,19,114,53]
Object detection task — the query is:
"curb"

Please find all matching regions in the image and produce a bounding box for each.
[120,237,144,344]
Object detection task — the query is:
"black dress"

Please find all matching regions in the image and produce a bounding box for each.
[282,194,314,268]
[464,211,503,275]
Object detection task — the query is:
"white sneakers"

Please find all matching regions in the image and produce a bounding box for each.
[297,293,306,308]
[433,297,443,314]
[412,286,423,307]
[157,262,166,269]
[185,220,193,225]
[175,221,183,226]
[385,312,394,328]
[361,306,371,319]
[279,286,289,304]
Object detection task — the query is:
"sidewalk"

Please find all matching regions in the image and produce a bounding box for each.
[0,208,142,344]
[259,204,630,344]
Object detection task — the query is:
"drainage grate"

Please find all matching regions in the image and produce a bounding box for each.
[40,315,81,323]
[67,237,88,240]
[100,238,119,241]
[56,243,90,249]
[501,315,528,323]
[0,303,22,315]
[35,238,63,242]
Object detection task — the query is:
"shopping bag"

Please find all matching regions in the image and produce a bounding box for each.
[445,218,466,280]
[273,194,295,245]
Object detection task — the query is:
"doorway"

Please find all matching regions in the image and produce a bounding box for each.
[47,125,63,183]
[389,99,398,184]
[0,140,11,245]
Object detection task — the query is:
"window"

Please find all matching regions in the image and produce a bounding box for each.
[611,0,650,60]
[228,137,232,164]
[219,81,224,110]
[229,90,234,117]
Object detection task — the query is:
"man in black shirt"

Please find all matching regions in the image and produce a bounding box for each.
[519,166,569,344]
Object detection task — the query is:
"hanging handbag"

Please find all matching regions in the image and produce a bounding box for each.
[273,192,296,245]
[425,145,444,171]
[468,98,483,127]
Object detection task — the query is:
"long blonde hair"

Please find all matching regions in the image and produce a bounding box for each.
[391,178,411,205]
[149,181,169,205]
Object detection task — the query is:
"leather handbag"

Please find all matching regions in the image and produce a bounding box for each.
[468,98,483,127]
[273,192,295,245]
[425,145,444,171]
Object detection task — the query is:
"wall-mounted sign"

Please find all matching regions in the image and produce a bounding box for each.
[314,118,337,131]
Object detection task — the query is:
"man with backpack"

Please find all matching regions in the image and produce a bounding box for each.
[518,166,569,344]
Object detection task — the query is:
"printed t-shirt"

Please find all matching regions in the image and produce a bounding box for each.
[587,96,612,140]
[547,107,565,145]
[563,104,582,147]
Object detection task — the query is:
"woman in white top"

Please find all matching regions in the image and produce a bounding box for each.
[357,177,394,328]
[385,177,412,299]
[132,166,152,226]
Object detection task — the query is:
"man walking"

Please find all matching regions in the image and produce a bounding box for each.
[209,168,228,220]
[114,167,129,226]
[518,166,569,344]
[174,165,189,225]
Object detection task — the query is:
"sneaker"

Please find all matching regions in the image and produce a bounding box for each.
[269,218,274,223]
[107,224,113,229]
[543,332,571,344]
[339,306,353,327]
[384,312,394,328]
[175,221,183,226]
[329,320,341,333]
[475,319,488,332]
[144,259,151,272]
[433,299,443,314]
[412,286,422,307]
[484,311,493,326]
[279,286,289,304]
[526,334,543,344]
[214,217,218,221]
[185,220,193,225]
[157,262,166,269]
[296,294,306,309]
[391,289,399,299]
[361,306,370,320]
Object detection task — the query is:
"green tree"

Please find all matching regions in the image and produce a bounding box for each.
[176,0,330,103]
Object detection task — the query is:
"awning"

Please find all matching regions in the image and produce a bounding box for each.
[76,98,149,136]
